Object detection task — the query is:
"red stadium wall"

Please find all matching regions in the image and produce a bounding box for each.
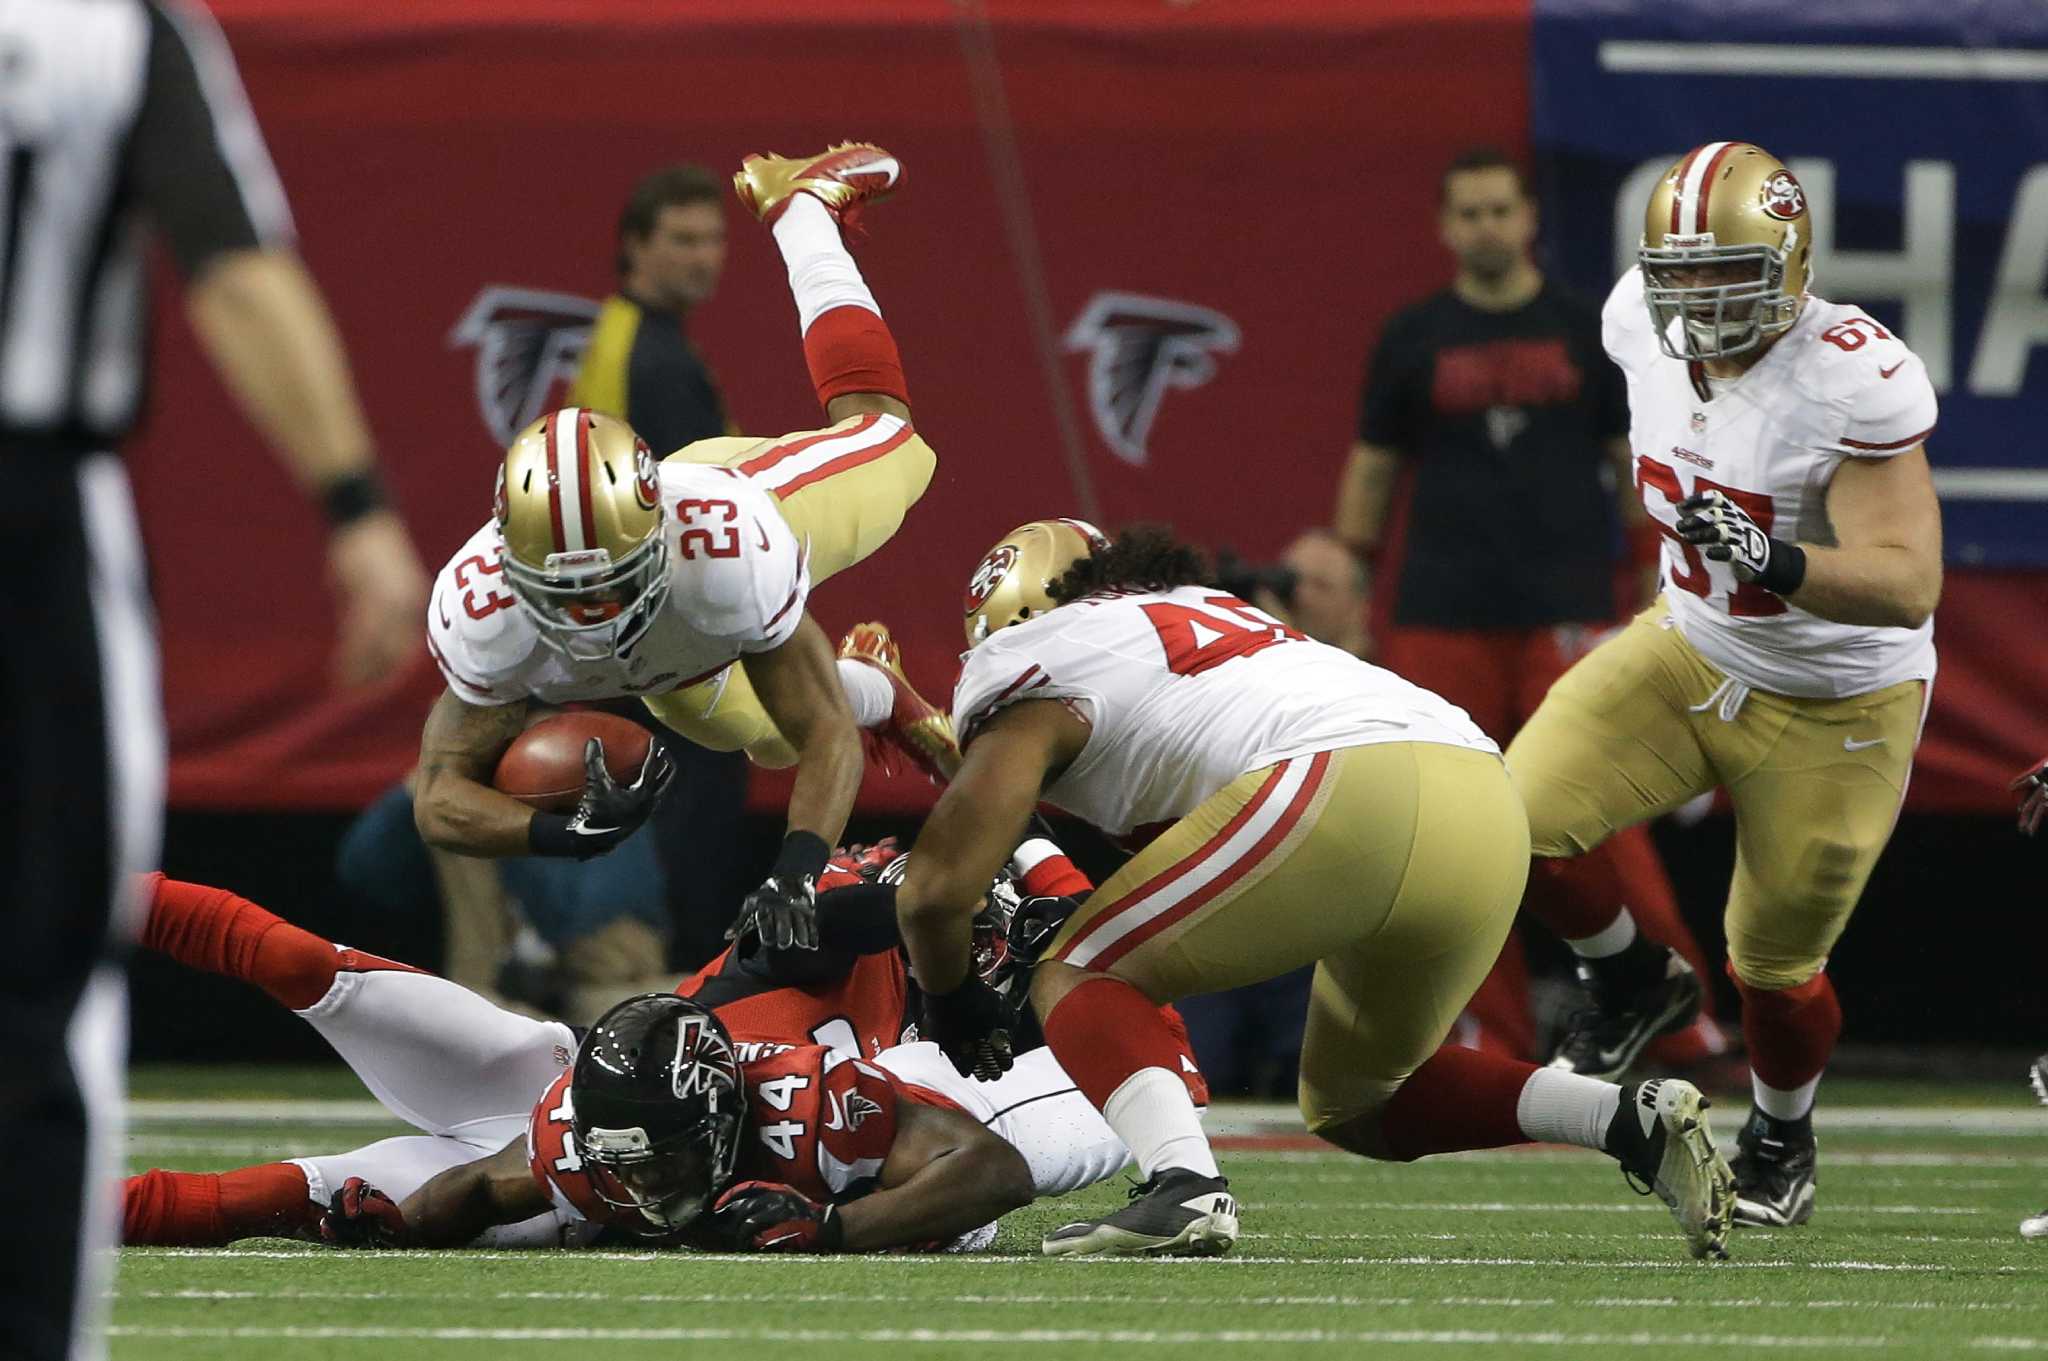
[135,0,2040,813]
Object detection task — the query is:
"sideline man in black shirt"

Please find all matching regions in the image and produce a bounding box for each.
[0,3,427,1356]
[1334,149,1723,1067]
[568,165,747,972]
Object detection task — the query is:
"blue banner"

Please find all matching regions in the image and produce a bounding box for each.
[1531,0,2048,566]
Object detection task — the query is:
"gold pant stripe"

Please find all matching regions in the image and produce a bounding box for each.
[1053,750,1336,971]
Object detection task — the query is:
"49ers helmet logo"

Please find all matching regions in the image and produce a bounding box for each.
[1063,291,1240,467]
[632,439,660,511]
[964,544,1020,613]
[1759,168,1807,222]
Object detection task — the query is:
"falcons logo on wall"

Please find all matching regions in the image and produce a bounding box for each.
[447,287,603,443]
[1063,291,1240,466]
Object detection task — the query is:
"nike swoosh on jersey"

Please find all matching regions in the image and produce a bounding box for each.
[1843,736,1888,751]
[1879,359,1905,379]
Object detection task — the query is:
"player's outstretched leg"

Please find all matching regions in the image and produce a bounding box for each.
[837,621,960,781]
[1338,1045,1734,1261]
[1032,966,1238,1257]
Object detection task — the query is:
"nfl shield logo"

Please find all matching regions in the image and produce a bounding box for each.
[1690,410,1707,434]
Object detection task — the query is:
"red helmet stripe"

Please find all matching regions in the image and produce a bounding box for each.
[1692,141,1742,234]
[545,411,568,553]
[1667,145,1706,236]
[573,411,600,548]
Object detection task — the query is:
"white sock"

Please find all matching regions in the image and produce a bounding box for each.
[835,658,893,729]
[771,195,879,333]
[1102,1067,1220,1179]
[1566,908,1638,960]
[1008,837,1063,878]
[1753,1072,1821,1121]
[1515,1068,1622,1152]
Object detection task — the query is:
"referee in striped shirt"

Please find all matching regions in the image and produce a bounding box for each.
[1,4,427,1355]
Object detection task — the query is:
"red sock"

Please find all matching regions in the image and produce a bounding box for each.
[803,305,908,408]
[142,875,346,1010]
[1377,1045,1539,1162]
[1730,965,1841,1090]
[1156,1003,1211,1108]
[1042,975,1187,1111]
[1018,853,1093,900]
[123,1164,319,1245]
[1525,848,1629,939]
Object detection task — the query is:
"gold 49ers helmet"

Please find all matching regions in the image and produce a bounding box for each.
[1640,141,1812,361]
[495,407,669,660]
[962,518,1110,648]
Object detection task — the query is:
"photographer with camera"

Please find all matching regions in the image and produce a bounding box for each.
[1180,529,1371,1098]
[1221,529,1373,661]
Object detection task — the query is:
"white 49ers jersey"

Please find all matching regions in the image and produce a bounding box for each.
[427,461,809,706]
[1605,268,1937,698]
[952,585,1494,836]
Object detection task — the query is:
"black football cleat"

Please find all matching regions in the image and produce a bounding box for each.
[1041,1169,1237,1258]
[1605,1077,1734,1260]
[1730,1106,1818,1228]
[1547,942,1703,1082]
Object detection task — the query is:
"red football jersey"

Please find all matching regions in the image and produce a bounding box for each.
[675,865,913,1059]
[525,1042,903,1232]
[678,948,911,1060]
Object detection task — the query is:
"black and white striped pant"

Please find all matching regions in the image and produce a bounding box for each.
[0,450,162,1361]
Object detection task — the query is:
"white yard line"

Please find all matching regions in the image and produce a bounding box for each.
[1238,1201,1988,1216]
[102,1324,2048,1348]
[116,1288,2046,1314]
[129,1100,2046,1135]
[127,1247,2039,1273]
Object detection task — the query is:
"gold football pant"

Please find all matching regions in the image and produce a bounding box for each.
[1043,742,1529,1134]
[640,413,936,765]
[1504,598,1926,990]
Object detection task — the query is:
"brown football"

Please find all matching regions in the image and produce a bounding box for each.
[493,711,653,813]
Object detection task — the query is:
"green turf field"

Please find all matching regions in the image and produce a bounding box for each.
[116,1066,2048,1360]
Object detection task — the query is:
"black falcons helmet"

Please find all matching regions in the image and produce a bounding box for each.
[570,994,743,1234]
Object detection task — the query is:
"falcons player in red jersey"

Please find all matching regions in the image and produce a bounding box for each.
[124,840,1198,1251]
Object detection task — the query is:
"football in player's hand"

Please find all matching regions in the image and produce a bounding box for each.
[493,711,652,812]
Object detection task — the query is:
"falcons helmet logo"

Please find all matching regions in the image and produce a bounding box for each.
[1063,291,1240,466]
[448,286,603,444]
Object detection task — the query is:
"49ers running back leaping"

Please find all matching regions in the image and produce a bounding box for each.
[413,144,955,950]
[1506,142,1943,1231]
[894,521,1733,1260]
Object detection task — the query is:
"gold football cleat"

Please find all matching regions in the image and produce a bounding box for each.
[734,142,903,228]
[838,620,960,782]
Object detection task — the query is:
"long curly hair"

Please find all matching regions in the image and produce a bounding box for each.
[1047,523,1211,604]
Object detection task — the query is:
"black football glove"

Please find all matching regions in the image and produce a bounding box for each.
[728,874,820,951]
[1675,490,1805,594]
[1008,894,1080,968]
[529,739,676,860]
[2014,756,2048,838]
[318,1176,408,1249]
[708,1180,845,1253]
[921,977,1015,1080]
